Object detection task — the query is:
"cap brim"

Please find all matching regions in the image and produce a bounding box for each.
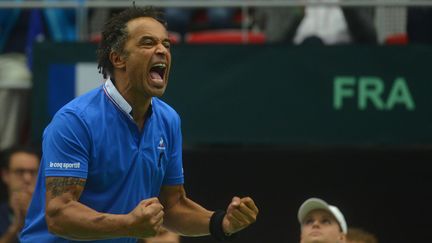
[297,198,331,223]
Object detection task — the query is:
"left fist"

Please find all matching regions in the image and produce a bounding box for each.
[222,196,259,234]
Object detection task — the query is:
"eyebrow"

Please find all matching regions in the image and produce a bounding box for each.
[138,35,171,43]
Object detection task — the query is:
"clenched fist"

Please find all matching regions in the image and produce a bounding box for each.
[127,197,164,238]
[222,196,258,234]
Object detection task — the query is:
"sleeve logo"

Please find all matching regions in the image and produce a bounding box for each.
[49,161,81,169]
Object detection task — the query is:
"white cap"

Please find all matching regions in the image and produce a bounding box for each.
[297,197,347,234]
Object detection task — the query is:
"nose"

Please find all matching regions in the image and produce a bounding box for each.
[21,170,37,185]
[22,172,34,184]
[155,43,168,56]
[311,220,320,228]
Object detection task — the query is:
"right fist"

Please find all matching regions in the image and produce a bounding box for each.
[128,197,164,238]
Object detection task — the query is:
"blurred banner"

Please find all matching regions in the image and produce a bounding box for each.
[32,42,432,146]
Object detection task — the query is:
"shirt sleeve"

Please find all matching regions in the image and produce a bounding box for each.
[163,114,184,185]
[43,110,90,179]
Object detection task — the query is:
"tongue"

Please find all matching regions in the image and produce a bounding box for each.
[150,71,162,80]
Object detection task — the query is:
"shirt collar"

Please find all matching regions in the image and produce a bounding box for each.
[103,78,133,119]
[103,78,154,120]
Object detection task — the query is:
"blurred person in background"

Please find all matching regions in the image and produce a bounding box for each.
[0,54,31,151]
[0,146,40,243]
[89,4,238,41]
[298,197,347,243]
[0,1,77,150]
[20,5,258,243]
[255,0,377,44]
[0,1,76,66]
[139,228,180,243]
[164,3,237,35]
[346,227,378,243]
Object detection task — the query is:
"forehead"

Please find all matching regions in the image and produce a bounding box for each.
[305,209,336,220]
[126,17,168,39]
[9,152,39,169]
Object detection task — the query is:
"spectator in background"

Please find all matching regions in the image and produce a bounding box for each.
[89,6,239,43]
[0,53,31,151]
[407,7,432,44]
[298,197,347,243]
[0,4,76,64]
[164,5,237,35]
[0,146,40,243]
[0,7,41,150]
[0,3,77,150]
[346,227,378,243]
[255,0,377,44]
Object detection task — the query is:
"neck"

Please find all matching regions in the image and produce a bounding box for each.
[114,75,151,130]
[130,97,151,129]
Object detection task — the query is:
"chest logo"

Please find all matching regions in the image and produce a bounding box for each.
[157,137,166,151]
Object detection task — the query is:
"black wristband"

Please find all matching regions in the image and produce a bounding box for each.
[209,210,236,241]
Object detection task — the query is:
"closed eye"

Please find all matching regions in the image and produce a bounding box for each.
[162,40,171,49]
[321,218,332,225]
[304,218,314,225]
[139,37,156,46]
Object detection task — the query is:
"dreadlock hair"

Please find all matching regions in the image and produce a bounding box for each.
[97,5,167,79]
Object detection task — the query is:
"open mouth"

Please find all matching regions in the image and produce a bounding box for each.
[149,63,167,81]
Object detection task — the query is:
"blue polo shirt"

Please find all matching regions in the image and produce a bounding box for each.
[20,79,184,243]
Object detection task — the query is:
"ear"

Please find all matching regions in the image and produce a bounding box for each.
[109,50,126,70]
[338,233,347,243]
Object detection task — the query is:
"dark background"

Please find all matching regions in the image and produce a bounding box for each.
[179,146,431,243]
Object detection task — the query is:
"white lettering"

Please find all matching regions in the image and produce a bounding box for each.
[49,162,80,169]
[49,162,63,168]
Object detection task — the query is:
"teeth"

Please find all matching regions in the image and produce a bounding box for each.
[153,63,166,68]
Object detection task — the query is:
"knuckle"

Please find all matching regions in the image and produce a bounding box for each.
[158,204,164,211]
[149,219,156,226]
[151,216,160,224]
[240,197,250,203]
[247,217,255,224]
